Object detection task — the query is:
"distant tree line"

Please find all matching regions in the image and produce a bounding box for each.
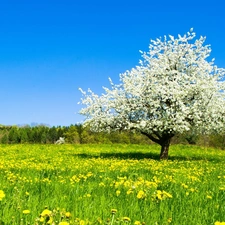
[0,124,151,144]
[0,124,225,149]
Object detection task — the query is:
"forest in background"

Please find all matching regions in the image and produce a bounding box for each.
[0,124,225,149]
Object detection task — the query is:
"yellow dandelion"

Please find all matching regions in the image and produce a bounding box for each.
[181,183,188,189]
[22,209,30,214]
[47,217,53,224]
[137,190,146,199]
[79,220,85,225]
[163,191,172,198]
[156,190,163,200]
[215,222,225,225]
[59,222,69,225]
[99,182,105,187]
[134,221,141,225]
[65,212,71,218]
[111,209,117,214]
[41,209,52,217]
[39,217,45,222]
[127,189,133,195]
[116,190,121,196]
[123,217,131,222]
[0,190,5,201]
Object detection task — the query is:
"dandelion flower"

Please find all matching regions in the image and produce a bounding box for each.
[163,191,172,198]
[0,190,5,201]
[41,209,52,217]
[116,190,121,196]
[23,210,30,214]
[215,222,225,225]
[156,190,163,200]
[47,217,53,224]
[80,220,85,225]
[123,217,131,222]
[65,212,71,218]
[137,190,146,199]
[111,209,117,214]
[126,189,133,195]
[39,217,45,222]
[59,222,69,225]
[99,182,105,187]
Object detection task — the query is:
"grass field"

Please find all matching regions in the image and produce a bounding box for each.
[0,144,225,225]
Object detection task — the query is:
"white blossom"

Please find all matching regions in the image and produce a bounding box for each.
[79,29,225,158]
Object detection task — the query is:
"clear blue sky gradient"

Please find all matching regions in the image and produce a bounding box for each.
[0,0,224,126]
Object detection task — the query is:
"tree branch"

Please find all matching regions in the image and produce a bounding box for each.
[140,131,161,145]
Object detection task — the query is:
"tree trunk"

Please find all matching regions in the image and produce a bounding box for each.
[160,137,172,160]
[140,131,174,160]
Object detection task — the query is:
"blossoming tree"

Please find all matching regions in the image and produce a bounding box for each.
[79,29,225,159]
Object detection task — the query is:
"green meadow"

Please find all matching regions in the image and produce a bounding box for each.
[0,144,225,225]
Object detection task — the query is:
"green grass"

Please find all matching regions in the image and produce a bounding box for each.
[0,144,225,225]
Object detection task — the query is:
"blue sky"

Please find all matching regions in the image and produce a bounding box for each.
[0,0,224,126]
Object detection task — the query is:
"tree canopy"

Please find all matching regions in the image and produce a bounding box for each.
[79,29,225,159]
